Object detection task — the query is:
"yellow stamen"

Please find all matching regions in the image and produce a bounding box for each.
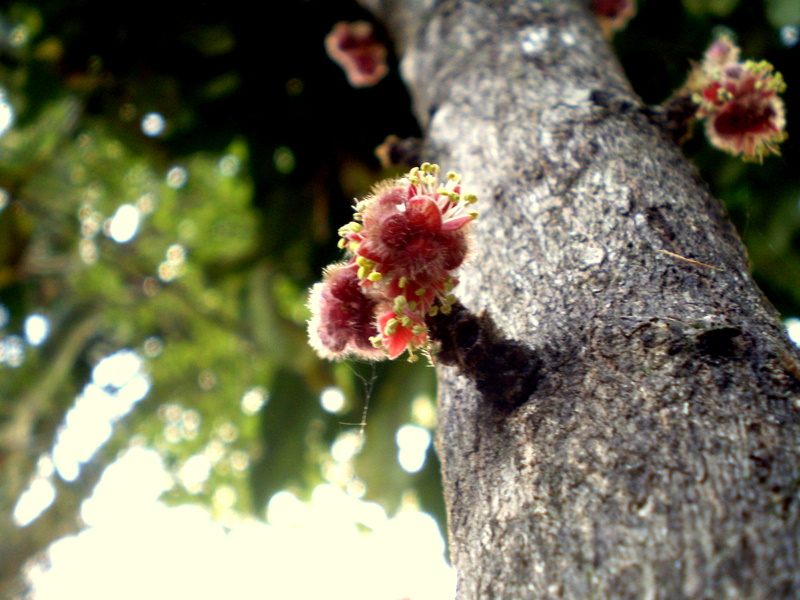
[384,319,398,335]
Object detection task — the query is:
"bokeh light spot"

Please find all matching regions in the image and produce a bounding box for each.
[177,454,212,494]
[218,155,240,177]
[241,386,268,415]
[780,25,799,48]
[166,166,188,189]
[230,450,249,472]
[320,386,346,413]
[8,25,29,48]
[395,424,431,474]
[158,244,186,282]
[786,318,800,347]
[140,112,166,137]
[143,336,163,358]
[411,394,436,429]
[217,422,238,443]
[213,485,237,510]
[24,314,50,346]
[0,335,25,367]
[12,477,56,527]
[136,193,156,215]
[108,204,141,243]
[330,430,364,463]
[52,350,150,482]
[0,89,16,138]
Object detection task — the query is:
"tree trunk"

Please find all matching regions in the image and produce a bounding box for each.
[362,0,800,597]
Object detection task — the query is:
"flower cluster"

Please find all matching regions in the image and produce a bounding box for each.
[324,21,388,88]
[308,163,478,362]
[688,35,787,162]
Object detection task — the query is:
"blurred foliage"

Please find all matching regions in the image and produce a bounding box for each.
[0,0,429,593]
[0,0,798,594]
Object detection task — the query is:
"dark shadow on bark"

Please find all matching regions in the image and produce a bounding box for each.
[427,301,542,411]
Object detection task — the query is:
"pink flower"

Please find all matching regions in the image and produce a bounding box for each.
[341,163,476,311]
[308,163,478,362]
[324,21,388,88]
[307,262,383,360]
[693,57,787,162]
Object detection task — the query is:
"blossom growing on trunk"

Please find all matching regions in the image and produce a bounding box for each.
[308,163,478,361]
[340,163,476,312]
[324,21,388,88]
[687,35,787,162]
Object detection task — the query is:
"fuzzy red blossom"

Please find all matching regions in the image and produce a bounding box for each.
[591,0,636,37]
[689,36,787,162]
[307,262,383,360]
[308,163,478,362]
[324,21,388,88]
[341,165,475,305]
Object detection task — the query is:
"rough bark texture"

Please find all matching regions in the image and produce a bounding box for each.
[362,0,800,597]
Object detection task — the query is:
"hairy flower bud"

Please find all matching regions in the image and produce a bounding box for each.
[307,262,383,360]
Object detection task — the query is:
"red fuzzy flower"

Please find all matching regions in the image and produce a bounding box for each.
[324,21,388,88]
[698,64,786,161]
[307,262,383,360]
[341,164,475,307]
[308,163,478,362]
[691,41,787,162]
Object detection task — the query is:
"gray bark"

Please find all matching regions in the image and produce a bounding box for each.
[362,0,800,597]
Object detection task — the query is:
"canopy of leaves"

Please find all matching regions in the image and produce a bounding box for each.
[0,0,797,594]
